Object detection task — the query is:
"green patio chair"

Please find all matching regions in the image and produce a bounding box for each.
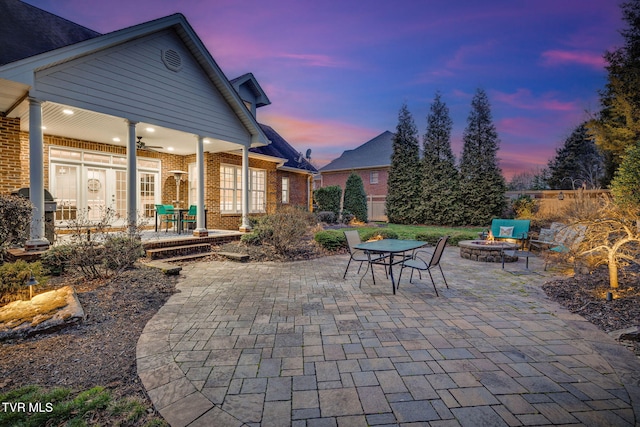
[181,205,197,232]
[155,204,177,232]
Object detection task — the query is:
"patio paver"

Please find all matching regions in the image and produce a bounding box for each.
[137,247,640,426]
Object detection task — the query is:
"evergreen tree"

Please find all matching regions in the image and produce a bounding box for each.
[343,172,368,223]
[611,140,640,211]
[547,123,604,190]
[588,0,640,185]
[386,103,421,224]
[459,89,507,225]
[420,92,462,225]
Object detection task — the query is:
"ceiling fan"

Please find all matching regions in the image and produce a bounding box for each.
[136,136,163,151]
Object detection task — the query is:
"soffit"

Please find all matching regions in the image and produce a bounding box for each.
[13,100,237,155]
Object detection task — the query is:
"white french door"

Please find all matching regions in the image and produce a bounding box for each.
[85,167,108,221]
[52,165,153,226]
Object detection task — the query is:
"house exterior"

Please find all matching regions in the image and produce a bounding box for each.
[0,0,316,248]
[318,131,393,220]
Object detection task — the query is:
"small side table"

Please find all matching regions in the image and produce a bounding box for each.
[502,248,536,269]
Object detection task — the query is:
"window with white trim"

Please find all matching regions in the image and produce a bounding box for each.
[220,164,266,213]
[282,177,290,204]
[370,171,379,184]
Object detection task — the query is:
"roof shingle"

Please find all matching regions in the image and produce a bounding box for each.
[0,0,100,66]
[319,131,394,172]
[253,124,317,173]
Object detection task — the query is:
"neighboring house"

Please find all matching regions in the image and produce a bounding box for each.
[318,131,393,220]
[0,0,316,248]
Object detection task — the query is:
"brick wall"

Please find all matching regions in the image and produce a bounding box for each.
[0,117,23,193]
[320,168,389,196]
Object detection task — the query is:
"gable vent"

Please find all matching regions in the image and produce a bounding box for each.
[162,49,183,72]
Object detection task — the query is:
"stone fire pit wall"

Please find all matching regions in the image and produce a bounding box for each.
[458,240,518,263]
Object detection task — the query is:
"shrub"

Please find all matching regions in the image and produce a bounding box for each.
[40,245,74,276]
[511,195,538,219]
[313,230,347,251]
[0,260,47,304]
[360,229,398,241]
[314,186,342,215]
[343,172,368,223]
[316,211,337,224]
[102,236,144,273]
[341,210,355,225]
[62,208,145,279]
[0,195,32,262]
[242,206,315,255]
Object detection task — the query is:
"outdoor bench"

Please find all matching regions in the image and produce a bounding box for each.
[489,219,530,243]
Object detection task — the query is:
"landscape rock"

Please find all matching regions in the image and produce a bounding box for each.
[0,286,84,340]
[609,326,640,342]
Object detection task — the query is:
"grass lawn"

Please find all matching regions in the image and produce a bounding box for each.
[383,223,485,240]
[314,223,485,251]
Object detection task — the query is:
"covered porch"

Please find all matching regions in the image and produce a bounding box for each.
[0,14,270,251]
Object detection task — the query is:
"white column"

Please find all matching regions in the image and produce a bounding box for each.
[194,135,207,236]
[240,145,251,231]
[126,120,137,233]
[26,97,49,250]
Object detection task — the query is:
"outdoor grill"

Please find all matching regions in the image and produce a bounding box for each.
[11,188,57,243]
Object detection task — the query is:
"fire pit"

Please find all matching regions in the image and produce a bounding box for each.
[459,239,518,263]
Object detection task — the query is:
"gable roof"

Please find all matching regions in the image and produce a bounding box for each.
[0,0,101,66]
[253,124,317,173]
[230,73,271,108]
[320,131,394,172]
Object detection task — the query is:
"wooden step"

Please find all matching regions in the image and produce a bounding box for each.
[145,243,211,260]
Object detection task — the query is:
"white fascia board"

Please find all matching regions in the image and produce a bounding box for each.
[278,166,315,175]
[227,149,285,167]
[320,165,389,173]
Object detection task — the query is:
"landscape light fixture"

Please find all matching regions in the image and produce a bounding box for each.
[25,272,39,300]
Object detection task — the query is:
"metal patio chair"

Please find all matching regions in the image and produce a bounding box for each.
[342,230,388,285]
[398,235,449,296]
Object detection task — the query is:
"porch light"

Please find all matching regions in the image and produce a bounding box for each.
[112,137,120,142]
[167,147,175,151]
[204,139,210,144]
[558,191,564,201]
[146,127,155,132]
[62,109,74,115]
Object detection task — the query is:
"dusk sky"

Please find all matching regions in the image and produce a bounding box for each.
[25,0,624,179]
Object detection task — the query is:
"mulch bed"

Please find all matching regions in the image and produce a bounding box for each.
[0,266,178,425]
[542,264,640,357]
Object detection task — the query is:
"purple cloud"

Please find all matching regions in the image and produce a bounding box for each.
[541,50,605,69]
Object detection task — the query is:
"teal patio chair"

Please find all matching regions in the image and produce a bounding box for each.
[155,204,177,232]
[181,205,197,232]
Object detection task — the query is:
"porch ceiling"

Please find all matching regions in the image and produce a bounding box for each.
[11,100,240,155]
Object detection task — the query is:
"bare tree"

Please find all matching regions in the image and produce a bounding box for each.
[571,196,640,288]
